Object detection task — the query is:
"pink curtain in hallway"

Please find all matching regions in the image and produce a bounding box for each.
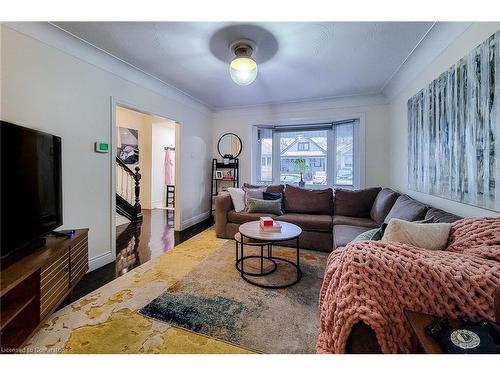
[165,148,175,185]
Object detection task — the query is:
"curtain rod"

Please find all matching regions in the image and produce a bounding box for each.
[256,119,357,130]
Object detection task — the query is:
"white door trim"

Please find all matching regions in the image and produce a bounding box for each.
[110,97,182,266]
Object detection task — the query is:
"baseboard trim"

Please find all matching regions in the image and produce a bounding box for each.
[180,211,210,231]
[151,200,166,209]
[88,251,114,272]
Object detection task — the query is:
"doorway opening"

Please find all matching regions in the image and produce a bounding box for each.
[114,104,179,277]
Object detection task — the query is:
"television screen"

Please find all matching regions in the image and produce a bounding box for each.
[1,121,63,256]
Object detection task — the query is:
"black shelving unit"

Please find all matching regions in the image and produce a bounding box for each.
[210,158,239,215]
[166,185,175,208]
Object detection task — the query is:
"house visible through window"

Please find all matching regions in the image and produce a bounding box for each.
[297,142,310,151]
[255,120,359,187]
[312,158,322,167]
[256,128,273,183]
[261,156,271,166]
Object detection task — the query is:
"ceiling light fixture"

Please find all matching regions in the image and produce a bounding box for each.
[229,40,258,86]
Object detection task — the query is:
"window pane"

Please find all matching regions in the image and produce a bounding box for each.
[278,129,327,185]
[335,123,353,186]
[257,128,272,183]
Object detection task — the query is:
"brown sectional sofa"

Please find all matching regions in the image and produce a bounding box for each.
[215,183,463,353]
[215,184,461,252]
[216,184,334,251]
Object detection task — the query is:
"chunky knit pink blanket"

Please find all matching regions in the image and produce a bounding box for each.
[317,217,500,354]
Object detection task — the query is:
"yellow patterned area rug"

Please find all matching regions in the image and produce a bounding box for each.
[22,229,326,354]
[24,229,255,353]
[139,241,328,354]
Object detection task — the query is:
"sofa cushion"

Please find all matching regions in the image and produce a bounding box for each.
[370,188,400,224]
[332,215,378,228]
[227,210,277,224]
[334,225,371,248]
[243,183,284,194]
[283,184,333,215]
[277,213,333,232]
[383,194,428,224]
[246,197,283,216]
[334,187,382,218]
[424,207,462,223]
[278,231,333,252]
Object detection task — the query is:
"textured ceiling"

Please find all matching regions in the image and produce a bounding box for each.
[53,22,434,109]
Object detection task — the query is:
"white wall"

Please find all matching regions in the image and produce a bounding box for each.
[388,22,500,217]
[1,24,213,270]
[151,121,175,208]
[212,95,391,188]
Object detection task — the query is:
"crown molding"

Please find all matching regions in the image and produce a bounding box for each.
[5,21,476,112]
[381,22,473,100]
[2,22,212,114]
[212,93,388,118]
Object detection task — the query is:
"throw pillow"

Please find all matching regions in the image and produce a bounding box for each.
[227,187,246,212]
[352,228,382,243]
[380,217,433,236]
[381,218,451,250]
[242,183,285,193]
[243,183,264,189]
[246,197,284,216]
[263,192,282,200]
[243,186,266,208]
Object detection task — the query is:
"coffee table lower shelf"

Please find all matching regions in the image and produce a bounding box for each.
[234,223,302,289]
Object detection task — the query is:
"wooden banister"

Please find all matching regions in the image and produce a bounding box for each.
[134,166,141,217]
[116,157,142,222]
[116,157,136,177]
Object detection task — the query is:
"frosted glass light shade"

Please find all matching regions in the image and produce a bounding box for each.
[230,57,258,85]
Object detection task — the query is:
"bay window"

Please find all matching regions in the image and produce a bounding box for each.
[254,119,360,188]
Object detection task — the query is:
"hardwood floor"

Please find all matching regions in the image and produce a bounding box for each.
[63,209,213,306]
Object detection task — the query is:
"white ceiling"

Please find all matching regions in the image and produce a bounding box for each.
[53,22,434,110]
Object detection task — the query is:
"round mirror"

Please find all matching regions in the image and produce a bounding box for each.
[217,133,242,159]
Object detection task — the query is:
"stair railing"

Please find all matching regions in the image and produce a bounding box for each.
[116,157,142,221]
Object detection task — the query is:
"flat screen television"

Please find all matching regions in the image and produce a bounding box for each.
[1,121,63,258]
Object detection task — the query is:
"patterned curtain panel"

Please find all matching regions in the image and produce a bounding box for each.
[408,30,500,211]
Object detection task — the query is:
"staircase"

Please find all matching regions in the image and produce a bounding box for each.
[116,157,142,222]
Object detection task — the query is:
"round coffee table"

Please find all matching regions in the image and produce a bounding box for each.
[236,221,302,288]
[234,232,277,276]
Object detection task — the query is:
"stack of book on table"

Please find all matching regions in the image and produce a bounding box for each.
[259,217,282,232]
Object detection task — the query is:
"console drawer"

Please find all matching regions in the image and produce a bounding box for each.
[70,235,88,286]
[40,250,70,319]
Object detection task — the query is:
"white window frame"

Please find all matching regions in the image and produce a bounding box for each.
[252,117,364,189]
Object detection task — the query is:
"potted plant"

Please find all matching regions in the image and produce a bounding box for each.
[293,158,308,187]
